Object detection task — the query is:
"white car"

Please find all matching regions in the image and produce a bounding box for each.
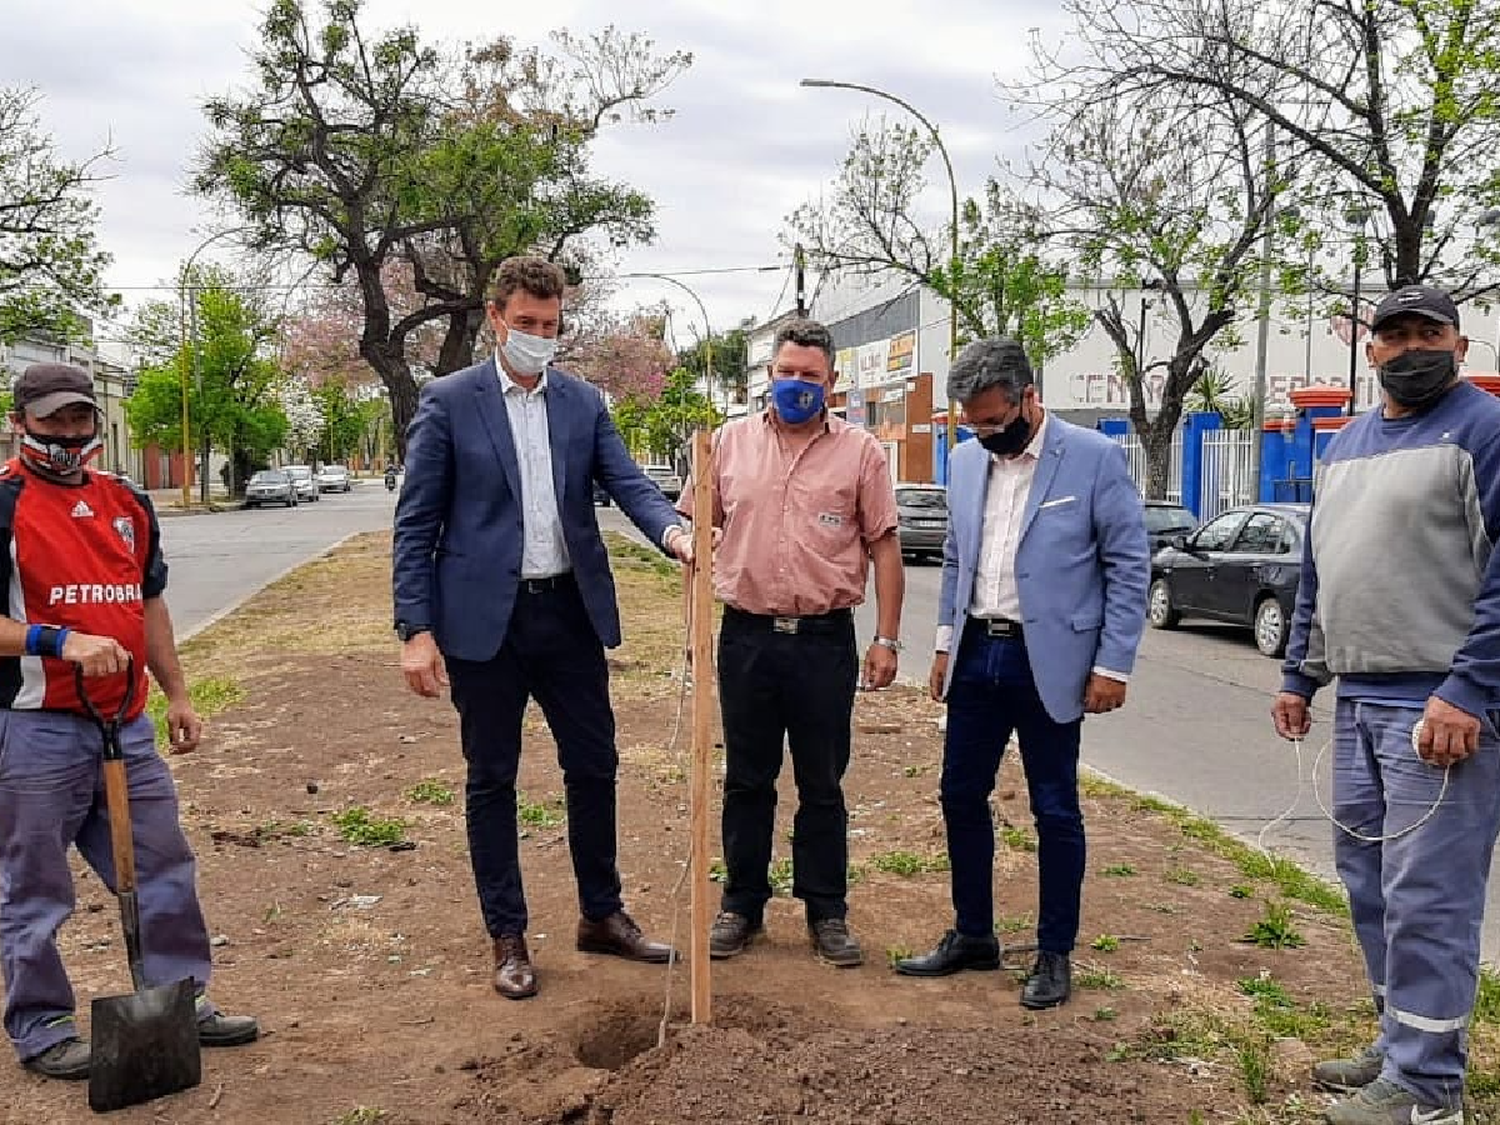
[316,465,352,493]
[284,464,319,502]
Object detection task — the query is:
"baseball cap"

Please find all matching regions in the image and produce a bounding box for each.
[13,363,98,417]
[1370,284,1461,332]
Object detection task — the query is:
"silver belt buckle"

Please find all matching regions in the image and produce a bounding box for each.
[772,616,800,634]
[985,618,1019,638]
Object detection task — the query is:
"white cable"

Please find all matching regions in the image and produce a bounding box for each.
[1258,721,1451,851]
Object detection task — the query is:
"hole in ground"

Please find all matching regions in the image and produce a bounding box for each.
[572,1001,660,1071]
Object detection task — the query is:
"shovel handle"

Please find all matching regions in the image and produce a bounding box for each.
[102,760,138,897]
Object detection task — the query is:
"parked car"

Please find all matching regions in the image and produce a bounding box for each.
[316,464,352,493]
[643,465,682,501]
[1147,502,1309,657]
[284,464,319,502]
[895,484,947,562]
[1143,501,1200,554]
[244,469,296,508]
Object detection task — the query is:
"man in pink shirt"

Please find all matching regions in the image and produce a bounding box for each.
[680,318,903,967]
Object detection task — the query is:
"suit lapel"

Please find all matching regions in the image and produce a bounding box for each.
[474,358,523,502]
[545,368,568,505]
[1018,418,1066,542]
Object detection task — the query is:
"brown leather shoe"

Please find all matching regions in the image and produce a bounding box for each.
[492,934,537,1000]
[576,911,676,964]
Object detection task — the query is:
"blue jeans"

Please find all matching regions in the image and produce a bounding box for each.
[0,710,214,1061]
[1332,698,1500,1108]
[942,626,1084,953]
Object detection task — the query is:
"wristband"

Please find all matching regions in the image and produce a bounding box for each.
[49,628,70,660]
[24,624,42,657]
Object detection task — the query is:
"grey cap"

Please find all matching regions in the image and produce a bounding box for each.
[13,363,98,417]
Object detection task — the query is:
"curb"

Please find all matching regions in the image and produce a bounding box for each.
[179,529,367,643]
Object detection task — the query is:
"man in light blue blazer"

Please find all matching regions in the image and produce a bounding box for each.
[895,339,1149,1009]
[392,256,695,1001]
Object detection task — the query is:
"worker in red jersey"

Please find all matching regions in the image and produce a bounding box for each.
[0,363,257,1081]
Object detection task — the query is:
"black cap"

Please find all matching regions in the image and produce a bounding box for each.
[1370,285,1461,332]
[13,363,97,417]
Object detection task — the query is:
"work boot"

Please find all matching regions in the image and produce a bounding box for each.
[576,911,675,963]
[1312,1044,1384,1092]
[198,1011,260,1047]
[1323,1077,1463,1124]
[22,1037,90,1080]
[709,911,762,959]
[808,918,863,967]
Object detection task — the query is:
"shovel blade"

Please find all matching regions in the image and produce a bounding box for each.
[87,978,201,1113]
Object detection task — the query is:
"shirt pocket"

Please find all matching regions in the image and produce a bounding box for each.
[798,477,859,550]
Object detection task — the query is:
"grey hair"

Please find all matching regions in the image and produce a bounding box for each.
[947,338,1034,405]
[773,317,835,370]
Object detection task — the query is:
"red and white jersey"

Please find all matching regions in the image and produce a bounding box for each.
[0,460,166,719]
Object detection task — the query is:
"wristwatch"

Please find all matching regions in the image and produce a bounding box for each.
[873,635,903,653]
[394,621,430,642]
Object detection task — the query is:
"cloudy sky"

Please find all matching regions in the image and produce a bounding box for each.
[1,0,1063,353]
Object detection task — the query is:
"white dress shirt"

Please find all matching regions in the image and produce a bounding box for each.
[934,412,1126,682]
[498,364,571,579]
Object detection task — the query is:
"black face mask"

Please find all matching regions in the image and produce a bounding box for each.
[978,415,1031,457]
[1378,348,1458,410]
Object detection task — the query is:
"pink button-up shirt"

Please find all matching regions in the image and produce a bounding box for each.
[679,412,899,617]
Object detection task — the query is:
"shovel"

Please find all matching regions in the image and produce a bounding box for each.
[76,662,202,1113]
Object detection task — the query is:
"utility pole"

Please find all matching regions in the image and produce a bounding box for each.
[1248,126,1278,505]
[794,243,807,317]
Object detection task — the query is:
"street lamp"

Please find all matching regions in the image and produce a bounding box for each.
[179,226,250,508]
[617,272,722,419]
[1344,206,1371,415]
[799,77,962,463]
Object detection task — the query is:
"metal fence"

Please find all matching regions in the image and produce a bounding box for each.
[1199,429,1258,519]
[1114,432,1184,505]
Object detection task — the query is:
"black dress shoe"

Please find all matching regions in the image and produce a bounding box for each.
[1020,950,1071,1010]
[894,929,1001,977]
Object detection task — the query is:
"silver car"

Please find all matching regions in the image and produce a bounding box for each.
[284,464,319,502]
[244,469,296,508]
[316,464,352,493]
[896,484,948,562]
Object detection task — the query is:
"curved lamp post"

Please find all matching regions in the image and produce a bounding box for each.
[800,77,961,460]
[178,227,250,507]
[618,272,721,417]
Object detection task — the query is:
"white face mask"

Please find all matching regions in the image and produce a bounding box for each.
[499,328,558,376]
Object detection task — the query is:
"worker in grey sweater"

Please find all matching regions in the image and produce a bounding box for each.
[1275,284,1500,1125]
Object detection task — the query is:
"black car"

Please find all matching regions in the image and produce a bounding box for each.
[895,484,947,562]
[1143,501,1199,554]
[1147,502,1310,657]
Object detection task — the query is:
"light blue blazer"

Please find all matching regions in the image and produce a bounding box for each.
[938,417,1150,723]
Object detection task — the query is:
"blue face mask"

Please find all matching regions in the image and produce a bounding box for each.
[771,379,825,425]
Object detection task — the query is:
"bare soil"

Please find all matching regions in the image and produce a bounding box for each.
[0,532,1475,1125]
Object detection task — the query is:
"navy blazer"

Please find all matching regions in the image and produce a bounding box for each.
[391,358,680,660]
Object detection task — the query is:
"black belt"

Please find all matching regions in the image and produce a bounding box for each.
[724,605,853,635]
[967,616,1024,639]
[519,573,574,595]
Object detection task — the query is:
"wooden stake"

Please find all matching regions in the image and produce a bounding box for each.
[688,427,714,1025]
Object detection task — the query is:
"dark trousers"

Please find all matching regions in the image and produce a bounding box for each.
[717,608,858,924]
[943,621,1084,953]
[446,577,623,937]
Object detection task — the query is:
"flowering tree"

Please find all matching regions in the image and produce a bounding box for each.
[279,378,325,459]
[566,306,673,403]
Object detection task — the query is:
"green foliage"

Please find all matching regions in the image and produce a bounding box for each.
[1100,863,1137,877]
[999,825,1038,852]
[404,779,454,806]
[1091,933,1121,953]
[0,88,117,345]
[145,677,245,750]
[331,807,407,847]
[1243,900,1305,949]
[612,366,719,469]
[769,857,794,896]
[1186,367,1255,430]
[516,792,564,828]
[868,850,950,876]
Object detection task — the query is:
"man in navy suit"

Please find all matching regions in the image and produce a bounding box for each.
[392,256,695,1000]
[895,338,1148,1009]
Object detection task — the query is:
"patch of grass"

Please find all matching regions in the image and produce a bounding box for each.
[1243,900,1305,949]
[1080,769,1348,916]
[331,807,407,847]
[999,825,1038,852]
[995,913,1033,935]
[885,944,915,968]
[1075,964,1124,991]
[1228,883,1254,899]
[1091,934,1121,953]
[405,779,455,806]
[868,850,951,876]
[708,858,727,884]
[1093,1006,1118,1022]
[1238,1036,1273,1104]
[846,862,867,887]
[517,792,564,828]
[254,818,312,842]
[902,764,929,778]
[146,676,245,747]
[1474,966,1500,1026]
[332,1110,386,1125]
[1164,866,1200,887]
[606,534,680,580]
[769,857,794,896]
[1100,863,1137,877]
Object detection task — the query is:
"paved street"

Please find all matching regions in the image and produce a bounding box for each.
[159,479,397,639]
[598,506,1500,959]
